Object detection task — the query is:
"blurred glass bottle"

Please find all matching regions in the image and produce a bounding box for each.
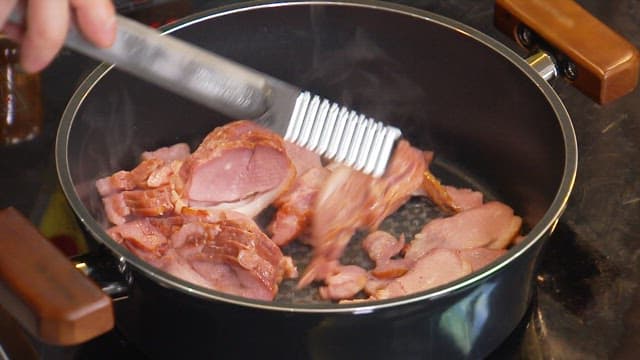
[0,35,42,145]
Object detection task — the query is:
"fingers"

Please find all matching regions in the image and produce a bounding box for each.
[0,0,18,29]
[9,0,116,73]
[71,0,116,48]
[20,0,70,73]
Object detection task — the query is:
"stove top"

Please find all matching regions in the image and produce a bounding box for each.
[1,1,638,359]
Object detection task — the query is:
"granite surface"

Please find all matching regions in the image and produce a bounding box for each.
[0,0,638,359]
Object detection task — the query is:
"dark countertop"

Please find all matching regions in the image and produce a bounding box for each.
[0,0,638,359]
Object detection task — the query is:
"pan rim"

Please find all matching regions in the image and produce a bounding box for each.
[56,0,577,313]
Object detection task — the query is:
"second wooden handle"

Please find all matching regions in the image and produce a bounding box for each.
[495,0,639,104]
[0,207,114,345]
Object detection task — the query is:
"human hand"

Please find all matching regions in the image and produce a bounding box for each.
[0,0,116,73]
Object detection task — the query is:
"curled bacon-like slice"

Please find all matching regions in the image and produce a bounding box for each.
[373,248,473,300]
[404,201,522,262]
[367,140,426,228]
[141,143,190,162]
[319,265,368,301]
[268,167,330,246]
[299,140,425,288]
[284,141,322,176]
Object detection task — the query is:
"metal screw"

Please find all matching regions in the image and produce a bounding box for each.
[517,25,534,48]
[563,61,578,81]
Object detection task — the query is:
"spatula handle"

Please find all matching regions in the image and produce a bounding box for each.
[11,10,270,119]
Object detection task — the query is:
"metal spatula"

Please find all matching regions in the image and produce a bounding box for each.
[11,12,402,177]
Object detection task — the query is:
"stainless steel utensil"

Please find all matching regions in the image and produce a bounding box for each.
[11,11,401,177]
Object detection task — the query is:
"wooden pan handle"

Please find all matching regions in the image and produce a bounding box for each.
[0,207,114,345]
[495,0,639,104]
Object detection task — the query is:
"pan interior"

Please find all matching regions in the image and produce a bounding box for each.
[59,2,570,307]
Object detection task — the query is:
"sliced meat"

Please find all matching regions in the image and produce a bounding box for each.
[96,158,166,196]
[362,230,405,263]
[107,218,170,266]
[444,186,484,211]
[141,143,191,162]
[268,167,330,246]
[367,140,426,228]
[122,186,174,217]
[457,248,507,272]
[373,248,473,300]
[299,140,425,288]
[102,192,130,225]
[172,219,294,301]
[284,141,322,176]
[179,121,295,216]
[404,201,522,262]
[362,231,410,279]
[421,168,459,213]
[319,265,368,301]
[298,167,372,288]
[416,152,483,213]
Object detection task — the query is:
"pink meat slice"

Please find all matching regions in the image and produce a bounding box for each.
[172,219,292,300]
[373,248,473,300]
[404,201,522,262]
[362,231,410,279]
[141,143,190,162]
[179,120,295,204]
[362,230,405,263]
[172,121,296,220]
[457,247,507,271]
[96,158,166,196]
[107,218,170,267]
[319,265,368,301]
[417,152,484,213]
[298,167,372,288]
[268,167,331,246]
[444,186,484,211]
[284,141,322,176]
[298,140,426,288]
[367,140,427,228]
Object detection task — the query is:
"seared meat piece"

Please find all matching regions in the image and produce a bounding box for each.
[404,201,522,262]
[362,230,405,263]
[372,248,473,300]
[178,120,295,217]
[367,140,427,228]
[96,158,167,196]
[298,166,373,288]
[98,121,297,225]
[299,140,425,288]
[141,143,190,162]
[283,141,322,176]
[268,167,331,246]
[107,218,171,267]
[444,186,483,211]
[109,215,296,301]
[319,265,368,301]
[457,248,507,272]
[362,231,409,279]
[173,219,293,300]
[417,152,483,213]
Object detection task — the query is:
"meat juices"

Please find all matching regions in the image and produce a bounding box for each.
[97,120,523,302]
